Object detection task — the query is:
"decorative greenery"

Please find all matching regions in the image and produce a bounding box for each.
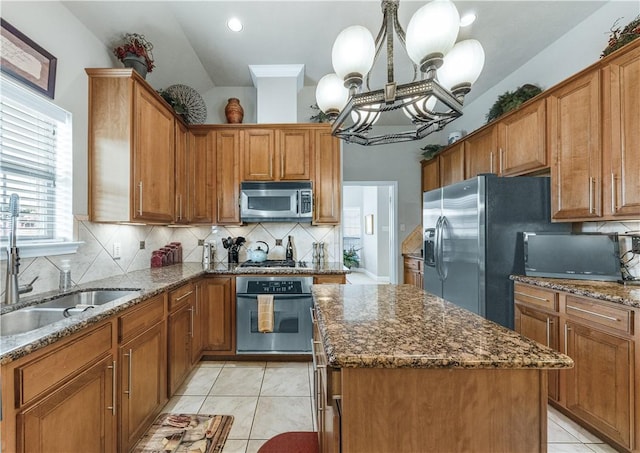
[485,84,542,123]
[601,15,640,58]
[310,104,331,123]
[343,246,361,269]
[157,89,187,118]
[420,144,446,161]
[113,33,155,73]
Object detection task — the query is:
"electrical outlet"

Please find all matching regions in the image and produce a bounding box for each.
[198,239,205,246]
[275,239,283,246]
[139,241,145,250]
[632,236,640,254]
[113,242,121,259]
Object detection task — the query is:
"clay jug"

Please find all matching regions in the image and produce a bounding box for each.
[225,98,244,123]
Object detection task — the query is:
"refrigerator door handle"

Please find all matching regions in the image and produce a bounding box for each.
[439,216,450,280]
[434,216,444,281]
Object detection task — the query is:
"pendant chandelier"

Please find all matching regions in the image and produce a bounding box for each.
[315,0,485,146]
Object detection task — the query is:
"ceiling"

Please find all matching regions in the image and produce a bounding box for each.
[63,1,611,108]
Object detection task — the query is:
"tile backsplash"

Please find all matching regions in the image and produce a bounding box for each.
[578,220,640,279]
[0,218,340,298]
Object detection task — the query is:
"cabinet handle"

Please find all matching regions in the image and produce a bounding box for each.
[564,324,571,353]
[514,291,549,303]
[217,197,221,222]
[124,349,132,399]
[189,306,194,337]
[566,304,619,322]
[611,173,617,214]
[546,317,551,347]
[107,360,116,415]
[175,290,193,302]
[588,177,595,214]
[499,148,504,174]
[489,151,494,173]
[195,285,199,316]
[178,194,183,220]
[138,181,143,215]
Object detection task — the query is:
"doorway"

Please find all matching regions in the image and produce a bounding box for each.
[342,181,397,284]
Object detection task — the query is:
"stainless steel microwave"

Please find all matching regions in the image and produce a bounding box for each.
[240,181,313,222]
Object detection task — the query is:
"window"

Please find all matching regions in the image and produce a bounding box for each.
[1,75,78,257]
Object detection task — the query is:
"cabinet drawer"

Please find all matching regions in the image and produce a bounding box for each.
[119,293,165,343]
[168,282,194,312]
[17,323,113,406]
[404,257,421,271]
[565,295,633,335]
[514,283,557,311]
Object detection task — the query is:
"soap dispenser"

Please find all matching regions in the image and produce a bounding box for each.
[59,259,72,291]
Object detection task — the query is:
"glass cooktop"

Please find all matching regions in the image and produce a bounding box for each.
[239,259,297,268]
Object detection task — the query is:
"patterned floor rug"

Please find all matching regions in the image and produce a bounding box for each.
[132,413,233,453]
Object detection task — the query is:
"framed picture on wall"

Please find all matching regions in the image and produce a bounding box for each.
[365,214,374,235]
[1,19,57,99]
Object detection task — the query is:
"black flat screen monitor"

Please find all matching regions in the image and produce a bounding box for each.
[523,232,621,281]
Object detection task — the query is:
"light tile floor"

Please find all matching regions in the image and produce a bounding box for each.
[162,361,619,453]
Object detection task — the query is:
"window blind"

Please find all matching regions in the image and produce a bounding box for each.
[0,76,72,244]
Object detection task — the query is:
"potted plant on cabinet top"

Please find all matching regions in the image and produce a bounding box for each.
[113,33,155,79]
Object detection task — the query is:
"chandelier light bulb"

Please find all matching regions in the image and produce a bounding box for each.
[331,25,376,88]
[350,104,382,131]
[406,0,460,72]
[402,96,438,121]
[315,73,349,114]
[437,39,485,93]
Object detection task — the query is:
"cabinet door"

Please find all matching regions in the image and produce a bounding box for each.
[168,304,192,395]
[201,277,234,353]
[119,322,166,452]
[278,128,312,180]
[564,321,632,448]
[216,129,241,224]
[191,280,204,363]
[497,98,547,176]
[17,356,115,453]
[174,121,190,224]
[514,304,560,401]
[242,129,276,180]
[313,129,341,224]
[190,129,215,223]
[549,71,602,220]
[421,158,440,192]
[133,83,175,222]
[439,143,465,187]
[603,44,640,218]
[464,125,498,178]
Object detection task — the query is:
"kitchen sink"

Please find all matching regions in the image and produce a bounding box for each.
[1,289,141,337]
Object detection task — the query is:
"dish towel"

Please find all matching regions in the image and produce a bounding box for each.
[257,294,274,333]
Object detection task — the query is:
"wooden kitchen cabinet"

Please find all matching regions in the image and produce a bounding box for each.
[87,68,175,223]
[314,275,346,284]
[188,128,215,223]
[278,127,312,180]
[201,276,235,354]
[464,124,498,178]
[216,129,242,225]
[549,70,602,221]
[118,294,167,452]
[403,256,423,289]
[242,128,276,180]
[174,121,190,224]
[421,158,440,192]
[496,97,547,176]
[191,279,204,363]
[313,128,341,224]
[167,283,196,395]
[602,42,640,219]
[438,142,465,187]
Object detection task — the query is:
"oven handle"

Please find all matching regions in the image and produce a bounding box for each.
[236,293,312,300]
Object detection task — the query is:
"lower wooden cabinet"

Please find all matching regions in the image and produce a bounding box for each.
[403,256,423,289]
[201,276,235,354]
[167,283,196,395]
[314,275,346,284]
[514,282,637,452]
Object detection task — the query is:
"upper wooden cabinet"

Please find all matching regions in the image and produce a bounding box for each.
[188,128,215,224]
[421,158,439,192]
[174,121,190,224]
[87,69,175,223]
[313,128,341,224]
[602,42,640,219]
[216,129,242,225]
[241,127,312,181]
[464,124,498,178]
[497,97,547,176]
[549,70,602,221]
[438,142,465,187]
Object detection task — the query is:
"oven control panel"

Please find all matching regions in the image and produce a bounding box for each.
[247,281,302,294]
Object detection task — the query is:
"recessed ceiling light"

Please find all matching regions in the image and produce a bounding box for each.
[227,17,243,32]
[460,13,477,27]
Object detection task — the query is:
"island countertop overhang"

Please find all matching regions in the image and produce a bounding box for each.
[312,284,574,370]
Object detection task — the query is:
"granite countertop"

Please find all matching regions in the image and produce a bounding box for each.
[510,275,640,309]
[1,262,348,365]
[312,284,573,370]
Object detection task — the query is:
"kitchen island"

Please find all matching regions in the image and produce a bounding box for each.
[311,284,574,453]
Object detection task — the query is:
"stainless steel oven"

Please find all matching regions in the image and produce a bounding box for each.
[236,276,313,354]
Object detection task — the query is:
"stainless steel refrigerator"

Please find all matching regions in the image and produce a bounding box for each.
[423,174,570,329]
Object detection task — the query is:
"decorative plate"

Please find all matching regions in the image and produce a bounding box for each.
[164,84,207,124]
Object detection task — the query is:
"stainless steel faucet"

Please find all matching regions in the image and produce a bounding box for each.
[4,194,37,304]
